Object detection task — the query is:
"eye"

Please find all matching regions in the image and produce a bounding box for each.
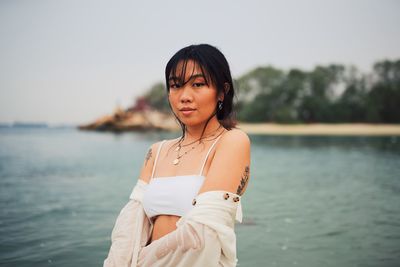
[170,83,181,89]
[193,82,205,88]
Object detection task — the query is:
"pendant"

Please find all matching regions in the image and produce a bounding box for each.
[175,146,180,152]
[172,158,179,165]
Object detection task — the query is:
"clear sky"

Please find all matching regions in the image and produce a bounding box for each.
[1,0,399,125]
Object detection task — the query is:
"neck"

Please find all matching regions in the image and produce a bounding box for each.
[184,116,223,141]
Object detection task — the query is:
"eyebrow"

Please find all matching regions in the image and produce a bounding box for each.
[168,74,205,81]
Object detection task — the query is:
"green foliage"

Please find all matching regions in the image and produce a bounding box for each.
[236,59,400,123]
[141,59,400,123]
[365,60,400,123]
[143,82,170,112]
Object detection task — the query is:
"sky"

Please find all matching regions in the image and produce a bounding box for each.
[0,0,399,125]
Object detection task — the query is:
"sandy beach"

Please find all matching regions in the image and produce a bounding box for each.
[237,123,400,136]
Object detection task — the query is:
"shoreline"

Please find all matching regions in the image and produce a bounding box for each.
[236,123,400,136]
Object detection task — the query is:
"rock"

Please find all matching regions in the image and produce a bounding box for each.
[78,108,179,132]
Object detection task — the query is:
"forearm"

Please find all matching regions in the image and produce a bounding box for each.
[137,190,242,267]
[137,221,224,267]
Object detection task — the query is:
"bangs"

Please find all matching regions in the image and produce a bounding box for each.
[166,55,215,91]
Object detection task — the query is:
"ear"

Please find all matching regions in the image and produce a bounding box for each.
[223,82,230,95]
[218,91,224,102]
[218,83,230,101]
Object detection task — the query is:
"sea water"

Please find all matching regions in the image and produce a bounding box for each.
[0,127,399,267]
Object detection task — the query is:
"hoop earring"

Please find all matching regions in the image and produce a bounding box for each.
[218,100,223,110]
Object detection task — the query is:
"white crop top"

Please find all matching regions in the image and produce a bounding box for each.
[142,135,222,219]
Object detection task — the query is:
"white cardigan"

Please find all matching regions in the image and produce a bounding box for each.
[103,179,243,267]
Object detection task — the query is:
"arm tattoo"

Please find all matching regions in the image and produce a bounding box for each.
[236,166,250,195]
[145,148,152,166]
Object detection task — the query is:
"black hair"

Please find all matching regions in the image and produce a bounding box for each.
[165,44,237,145]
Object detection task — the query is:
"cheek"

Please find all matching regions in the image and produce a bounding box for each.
[200,93,217,111]
[168,94,178,109]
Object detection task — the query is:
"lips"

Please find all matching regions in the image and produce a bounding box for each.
[179,107,196,116]
[179,107,196,111]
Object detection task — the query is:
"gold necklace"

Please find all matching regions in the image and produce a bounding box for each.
[175,125,222,149]
[172,127,225,165]
[172,144,198,165]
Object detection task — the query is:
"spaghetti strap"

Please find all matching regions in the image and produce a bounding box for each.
[151,140,167,179]
[199,134,223,176]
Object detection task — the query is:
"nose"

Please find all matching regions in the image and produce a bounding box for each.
[179,85,193,103]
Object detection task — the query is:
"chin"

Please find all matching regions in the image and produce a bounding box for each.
[179,119,196,126]
[178,117,203,127]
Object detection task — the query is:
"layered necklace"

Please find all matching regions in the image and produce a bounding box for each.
[172,126,225,165]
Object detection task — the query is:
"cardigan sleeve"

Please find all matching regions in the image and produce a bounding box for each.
[103,180,151,267]
[136,190,243,267]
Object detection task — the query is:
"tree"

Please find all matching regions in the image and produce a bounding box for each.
[365,60,400,123]
[143,82,170,112]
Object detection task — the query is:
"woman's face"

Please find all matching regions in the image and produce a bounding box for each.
[168,60,221,127]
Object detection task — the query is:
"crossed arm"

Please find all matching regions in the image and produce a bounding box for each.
[105,130,250,266]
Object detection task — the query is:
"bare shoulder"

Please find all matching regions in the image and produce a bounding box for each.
[138,140,164,184]
[224,128,250,141]
[217,128,251,151]
[198,128,251,196]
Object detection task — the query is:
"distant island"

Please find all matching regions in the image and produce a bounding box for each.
[0,122,48,128]
[77,58,400,135]
[76,98,400,136]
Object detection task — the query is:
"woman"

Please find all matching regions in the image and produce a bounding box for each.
[104,44,251,267]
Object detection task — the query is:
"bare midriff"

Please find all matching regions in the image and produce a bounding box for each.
[149,215,181,243]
